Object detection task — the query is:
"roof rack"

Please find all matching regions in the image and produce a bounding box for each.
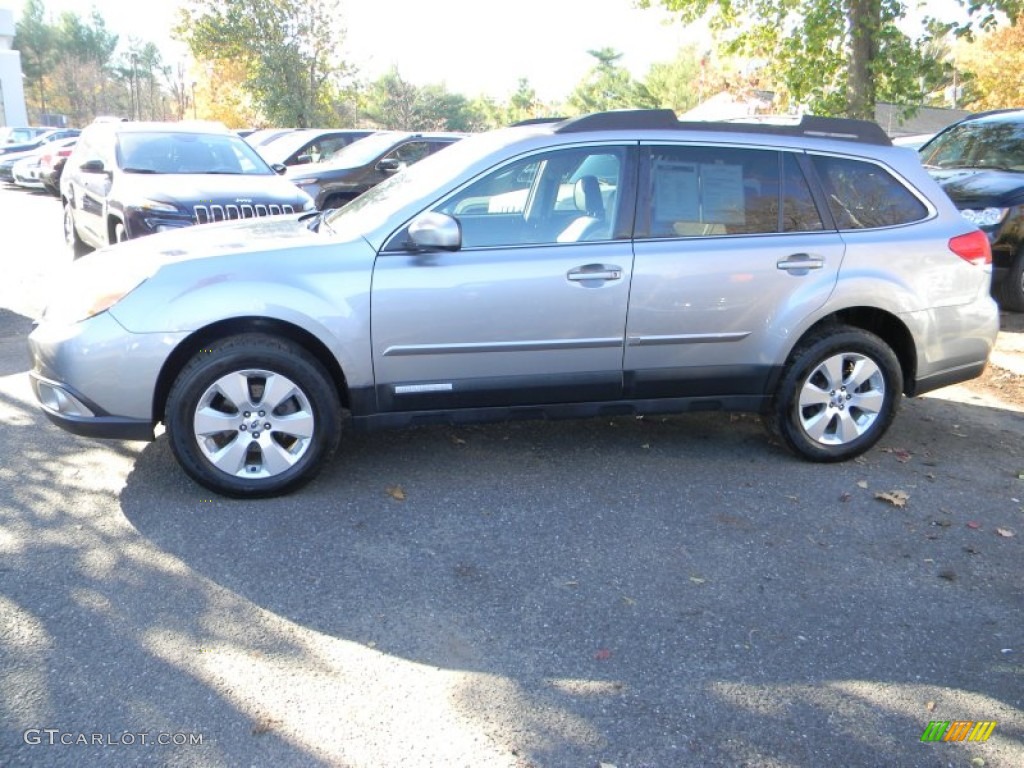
[553,109,891,146]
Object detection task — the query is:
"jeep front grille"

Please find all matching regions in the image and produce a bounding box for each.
[193,203,296,225]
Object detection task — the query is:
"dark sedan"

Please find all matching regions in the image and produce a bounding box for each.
[287,131,465,209]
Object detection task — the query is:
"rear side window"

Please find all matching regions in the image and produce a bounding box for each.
[810,155,927,229]
[644,146,780,237]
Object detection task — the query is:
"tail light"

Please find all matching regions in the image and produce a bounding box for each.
[949,230,991,266]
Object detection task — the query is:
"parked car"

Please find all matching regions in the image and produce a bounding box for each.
[29,109,998,497]
[255,128,375,167]
[12,155,45,189]
[919,108,1024,310]
[0,128,79,156]
[288,131,464,209]
[0,146,43,184]
[39,138,78,196]
[61,120,314,257]
[893,133,934,150]
[0,126,51,146]
[243,128,295,147]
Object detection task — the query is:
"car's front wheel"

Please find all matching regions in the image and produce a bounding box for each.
[768,327,902,462]
[63,199,90,259]
[166,334,342,497]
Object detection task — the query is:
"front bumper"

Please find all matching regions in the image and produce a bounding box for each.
[28,311,189,441]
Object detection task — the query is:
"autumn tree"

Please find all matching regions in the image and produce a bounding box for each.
[175,0,355,127]
[640,0,1024,119]
[957,13,1024,109]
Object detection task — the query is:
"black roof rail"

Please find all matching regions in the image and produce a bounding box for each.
[553,109,891,145]
[510,117,568,126]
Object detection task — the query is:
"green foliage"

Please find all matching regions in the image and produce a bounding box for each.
[642,0,1023,119]
[361,69,490,131]
[644,46,710,112]
[175,0,354,128]
[568,47,657,115]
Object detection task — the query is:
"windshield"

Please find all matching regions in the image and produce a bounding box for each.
[920,118,1024,171]
[319,132,404,168]
[116,132,274,175]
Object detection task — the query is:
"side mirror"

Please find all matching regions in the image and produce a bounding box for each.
[271,163,288,175]
[377,158,402,173]
[408,212,461,252]
[79,159,106,174]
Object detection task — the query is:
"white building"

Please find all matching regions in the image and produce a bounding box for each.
[0,4,28,127]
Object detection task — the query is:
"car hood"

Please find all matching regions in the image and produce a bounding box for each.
[927,167,1024,208]
[120,172,311,206]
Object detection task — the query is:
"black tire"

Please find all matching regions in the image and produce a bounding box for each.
[320,193,354,210]
[767,326,902,462]
[63,199,90,259]
[994,251,1024,312]
[165,334,342,498]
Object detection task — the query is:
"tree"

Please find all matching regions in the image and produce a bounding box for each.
[568,47,657,115]
[13,0,55,117]
[361,70,488,131]
[175,0,354,127]
[957,13,1024,108]
[641,0,1024,119]
[644,45,713,113]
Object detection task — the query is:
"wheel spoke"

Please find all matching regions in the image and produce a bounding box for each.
[273,411,315,439]
[260,440,301,475]
[845,358,881,392]
[834,409,865,443]
[799,381,832,408]
[802,409,834,441]
[194,406,239,436]
[206,435,250,475]
[259,373,298,412]
[819,355,845,391]
[213,373,253,411]
[850,389,885,415]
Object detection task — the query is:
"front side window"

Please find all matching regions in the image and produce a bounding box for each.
[434,146,628,248]
[643,145,780,237]
[811,155,927,229]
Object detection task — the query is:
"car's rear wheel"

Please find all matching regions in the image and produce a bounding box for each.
[63,199,90,259]
[994,250,1024,312]
[166,334,342,497]
[767,327,902,462]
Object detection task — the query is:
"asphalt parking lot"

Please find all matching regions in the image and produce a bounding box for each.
[0,186,1021,767]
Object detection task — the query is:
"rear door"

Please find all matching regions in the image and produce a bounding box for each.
[625,144,845,400]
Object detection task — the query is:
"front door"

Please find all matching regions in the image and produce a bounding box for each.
[371,144,637,412]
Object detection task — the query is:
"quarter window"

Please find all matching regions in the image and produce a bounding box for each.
[810,155,928,229]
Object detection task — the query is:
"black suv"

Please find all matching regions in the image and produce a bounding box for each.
[287,131,464,209]
[920,109,1024,309]
[61,121,314,257]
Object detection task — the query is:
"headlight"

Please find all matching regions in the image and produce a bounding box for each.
[41,257,157,325]
[293,178,319,187]
[960,207,1009,227]
[134,198,179,213]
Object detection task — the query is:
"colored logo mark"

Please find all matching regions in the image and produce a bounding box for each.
[920,721,997,742]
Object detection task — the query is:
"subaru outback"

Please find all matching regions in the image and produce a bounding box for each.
[29,110,998,497]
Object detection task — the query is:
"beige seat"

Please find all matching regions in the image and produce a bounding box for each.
[557,175,607,242]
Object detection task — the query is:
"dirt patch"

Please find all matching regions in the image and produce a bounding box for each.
[957,310,1024,409]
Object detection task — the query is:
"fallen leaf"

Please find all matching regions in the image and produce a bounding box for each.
[966,521,981,530]
[938,569,957,581]
[996,528,1015,538]
[386,486,406,501]
[622,596,636,606]
[857,480,869,489]
[450,435,466,445]
[839,492,852,503]
[594,649,612,661]
[641,443,650,449]
[785,495,799,502]
[874,490,909,508]
[599,763,618,768]
[926,700,936,712]
[689,576,706,585]
[894,449,911,463]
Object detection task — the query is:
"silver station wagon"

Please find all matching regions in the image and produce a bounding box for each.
[29,110,999,497]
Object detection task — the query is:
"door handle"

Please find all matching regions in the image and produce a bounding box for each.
[567,264,623,282]
[777,253,824,271]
